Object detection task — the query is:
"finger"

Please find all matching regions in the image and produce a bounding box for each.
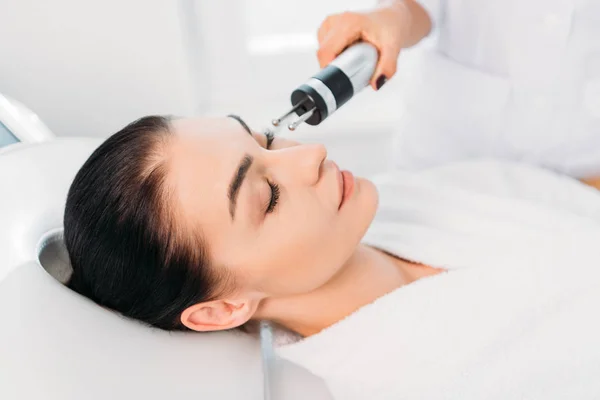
[317,26,362,68]
[317,16,333,45]
[317,12,364,67]
[370,46,399,90]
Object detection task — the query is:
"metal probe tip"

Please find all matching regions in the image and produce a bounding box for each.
[288,107,315,131]
[273,99,309,128]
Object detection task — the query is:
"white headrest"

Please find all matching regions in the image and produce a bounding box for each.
[0,139,330,399]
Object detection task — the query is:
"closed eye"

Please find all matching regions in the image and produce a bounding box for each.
[226,114,279,217]
[265,180,280,214]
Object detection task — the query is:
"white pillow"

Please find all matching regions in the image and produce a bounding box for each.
[0,139,330,400]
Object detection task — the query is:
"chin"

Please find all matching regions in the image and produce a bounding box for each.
[345,178,378,237]
[356,177,379,213]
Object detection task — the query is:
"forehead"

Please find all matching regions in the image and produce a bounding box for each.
[166,117,252,234]
[172,117,248,141]
[168,117,253,178]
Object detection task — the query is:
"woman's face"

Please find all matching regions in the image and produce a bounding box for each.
[169,117,378,298]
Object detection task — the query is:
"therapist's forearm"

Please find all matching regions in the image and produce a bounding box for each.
[378,0,432,48]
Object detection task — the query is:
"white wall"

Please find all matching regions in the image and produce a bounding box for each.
[0,0,200,138]
[0,0,413,177]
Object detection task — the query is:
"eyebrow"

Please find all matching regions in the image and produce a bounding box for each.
[227,114,252,135]
[227,114,274,148]
[223,115,256,220]
[228,154,254,220]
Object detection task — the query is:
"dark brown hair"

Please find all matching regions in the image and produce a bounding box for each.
[64,116,221,330]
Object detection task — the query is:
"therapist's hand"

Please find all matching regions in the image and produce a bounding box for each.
[317,1,432,90]
[317,4,410,90]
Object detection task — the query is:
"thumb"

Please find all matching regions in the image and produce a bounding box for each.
[370,47,399,90]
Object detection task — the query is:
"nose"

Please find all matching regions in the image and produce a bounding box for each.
[267,143,327,185]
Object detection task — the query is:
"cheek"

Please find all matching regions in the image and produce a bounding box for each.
[281,183,377,261]
[226,182,378,295]
[256,208,356,293]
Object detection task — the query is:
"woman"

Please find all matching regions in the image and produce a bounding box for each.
[66,114,388,333]
[65,115,600,398]
[316,0,600,178]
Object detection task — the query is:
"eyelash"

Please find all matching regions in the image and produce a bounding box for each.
[260,131,278,214]
[265,180,280,214]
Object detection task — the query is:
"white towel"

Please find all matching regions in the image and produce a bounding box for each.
[275,160,600,400]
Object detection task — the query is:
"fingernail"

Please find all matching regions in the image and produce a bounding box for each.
[376,75,387,90]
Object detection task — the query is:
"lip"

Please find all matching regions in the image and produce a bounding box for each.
[333,162,354,210]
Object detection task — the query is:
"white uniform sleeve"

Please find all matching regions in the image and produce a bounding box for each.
[415,0,443,31]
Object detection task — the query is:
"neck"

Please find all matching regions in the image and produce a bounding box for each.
[254,244,439,337]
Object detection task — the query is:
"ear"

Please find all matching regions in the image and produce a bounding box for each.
[180,297,259,332]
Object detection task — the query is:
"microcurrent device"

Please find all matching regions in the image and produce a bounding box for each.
[270,42,379,132]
